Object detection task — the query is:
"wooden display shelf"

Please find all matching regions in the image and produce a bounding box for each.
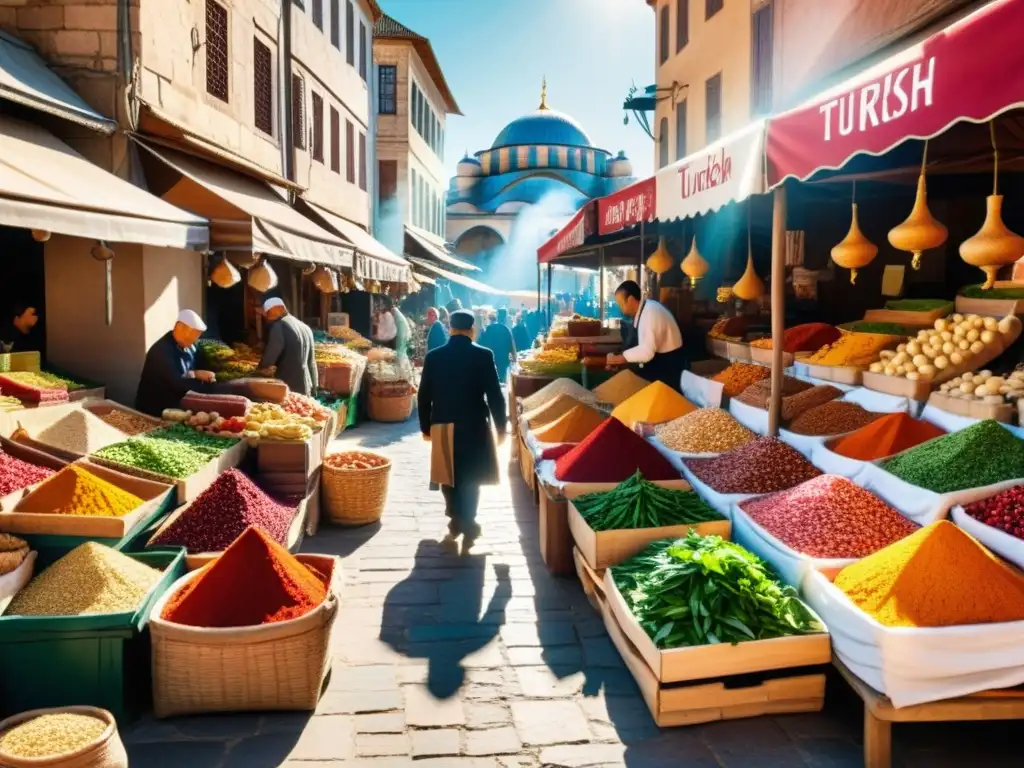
[568,501,730,572]
[598,585,826,727]
[926,391,1016,423]
[863,307,948,327]
[749,346,796,368]
[572,546,605,612]
[603,571,831,683]
[538,480,572,576]
[726,341,752,362]
[834,658,1024,768]
[800,363,864,386]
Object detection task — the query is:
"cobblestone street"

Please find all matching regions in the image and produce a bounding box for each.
[124,420,1020,768]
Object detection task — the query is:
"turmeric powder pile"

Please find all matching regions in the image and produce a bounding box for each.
[805,331,900,368]
[611,382,696,428]
[533,403,605,443]
[834,521,1024,628]
[524,393,583,430]
[18,465,143,518]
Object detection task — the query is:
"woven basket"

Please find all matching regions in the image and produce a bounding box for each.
[0,707,127,768]
[322,455,391,526]
[367,392,414,422]
[148,554,340,718]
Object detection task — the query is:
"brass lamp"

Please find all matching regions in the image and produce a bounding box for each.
[645,237,673,274]
[680,234,709,288]
[888,140,947,270]
[831,182,878,284]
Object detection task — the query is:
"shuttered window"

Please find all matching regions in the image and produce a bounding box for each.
[706,73,722,143]
[676,0,688,51]
[205,1,229,102]
[330,0,340,48]
[359,21,367,80]
[330,107,340,173]
[659,4,669,64]
[311,92,324,162]
[292,74,305,149]
[751,3,773,116]
[379,65,396,114]
[706,0,723,19]
[312,0,322,30]
[346,120,355,183]
[675,99,687,160]
[658,117,669,169]
[358,131,367,191]
[253,38,273,135]
[345,1,354,66]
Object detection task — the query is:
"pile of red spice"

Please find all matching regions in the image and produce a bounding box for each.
[554,417,679,483]
[150,469,296,553]
[0,449,57,496]
[685,437,821,494]
[782,323,842,353]
[740,474,918,558]
[161,526,328,627]
[964,486,1024,541]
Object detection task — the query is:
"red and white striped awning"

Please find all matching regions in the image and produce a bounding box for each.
[597,176,656,235]
[537,201,596,263]
[766,0,1024,185]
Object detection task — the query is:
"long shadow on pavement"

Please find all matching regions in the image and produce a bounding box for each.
[379,539,512,698]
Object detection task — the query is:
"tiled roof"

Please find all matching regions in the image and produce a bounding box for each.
[372,13,461,115]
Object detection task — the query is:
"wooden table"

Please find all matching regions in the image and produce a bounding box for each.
[834,658,1024,768]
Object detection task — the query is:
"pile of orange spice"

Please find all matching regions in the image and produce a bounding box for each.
[829,412,946,461]
[710,363,770,397]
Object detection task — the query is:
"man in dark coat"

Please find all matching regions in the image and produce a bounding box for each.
[479,307,516,384]
[425,306,447,353]
[136,309,216,416]
[418,310,507,552]
[512,312,531,353]
[1,303,40,353]
[258,298,317,396]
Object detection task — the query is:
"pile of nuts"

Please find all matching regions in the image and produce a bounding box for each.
[685,437,821,495]
[655,408,756,454]
[93,408,161,436]
[938,369,1024,404]
[869,314,1021,381]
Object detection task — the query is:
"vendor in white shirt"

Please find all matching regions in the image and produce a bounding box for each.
[374,296,410,359]
[606,280,686,391]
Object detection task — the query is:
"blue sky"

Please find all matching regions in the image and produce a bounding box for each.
[377,0,655,182]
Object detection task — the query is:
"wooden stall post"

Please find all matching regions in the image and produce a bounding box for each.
[599,246,606,324]
[546,263,553,326]
[768,185,788,435]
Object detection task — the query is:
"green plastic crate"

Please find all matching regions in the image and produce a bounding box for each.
[0,548,187,723]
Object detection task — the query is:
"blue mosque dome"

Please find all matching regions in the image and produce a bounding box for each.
[491,109,593,150]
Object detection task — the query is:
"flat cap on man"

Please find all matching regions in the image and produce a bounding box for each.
[450,310,475,331]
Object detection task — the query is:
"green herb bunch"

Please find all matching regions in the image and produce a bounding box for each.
[574,471,724,532]
[611,533,823,649]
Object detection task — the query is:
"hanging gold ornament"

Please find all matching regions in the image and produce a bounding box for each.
[645,237,672,275]
[733,211,764,301]
[680,234,709,288]
[227,252,260,269]
[888,142,947,270]
[31,230,50,243]
[210,256,241,288]
[312,265,339,293]
[959,123,1024,290]
[831,181,878,284]
[248,258,278,292]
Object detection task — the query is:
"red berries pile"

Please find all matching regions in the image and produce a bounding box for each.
[0,449,56,496]
[964,485,1024,540]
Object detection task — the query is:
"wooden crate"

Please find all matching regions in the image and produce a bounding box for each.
[598,586,826,727]
[926,391,1016,423]
[538,481,573,577]
[603,571,831,683]
[572,546,605,612]
[257,433,323,476]
[726,341,752,362]
[0,437,68,512]
[955,295,1024,318]
[518,433,536,493]
[802,363,864,386]
[2,459,174,539]
[568,501,731,572]
[834,658,1024,768]
[861,371,932,401]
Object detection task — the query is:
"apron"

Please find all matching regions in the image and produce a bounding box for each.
[628,300,688,392]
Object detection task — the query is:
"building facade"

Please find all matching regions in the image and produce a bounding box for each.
[446,83,635,271]
[372,12,459,258]
[649,0,774,170]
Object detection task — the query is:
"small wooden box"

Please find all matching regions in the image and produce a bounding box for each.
[863,308,946,327]
[926,391,1016,423]
[568,501,730,572]
[861,371,933,401]
[803,363,863,386]
[602,571,831,683]
[257,433,323,476]
[3,459,174,540]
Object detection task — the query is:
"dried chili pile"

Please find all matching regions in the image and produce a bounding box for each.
[161,526,328,627]
[0,449,55,496]
[834,521,1024,627]
[740,475,918,558]
[787,401,882,436]
[150,469,296,553]
[554,417,679,483]
[685,437,821,494]
[749,324,841,354]
[829,412,945,461]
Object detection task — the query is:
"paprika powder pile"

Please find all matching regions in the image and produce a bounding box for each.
[19,465,143,517]
[161,526,328,627]
[554,417,679,483]
[829,412,946,461]
[150,469,296,553]
[533,403,605,443]
[834,520,1024,628]
[611,382,696,428]
[749,323,842,354]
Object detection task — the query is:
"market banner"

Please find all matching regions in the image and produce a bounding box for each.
[654,121,767,223]
[597,176,656,235]
[537,201,596,263]
[766,0,1024,185]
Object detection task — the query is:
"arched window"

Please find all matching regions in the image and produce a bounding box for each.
[658,117,669,169]
[659,4,669,64]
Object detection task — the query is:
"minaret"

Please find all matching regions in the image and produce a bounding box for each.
[538,76,548,111]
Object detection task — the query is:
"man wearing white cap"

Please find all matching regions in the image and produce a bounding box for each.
[258,297,317,396]
[135,309,216,416]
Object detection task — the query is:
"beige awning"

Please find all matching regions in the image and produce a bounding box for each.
[0,116,208,248]
[136,141,352,267]
[404,225,480,271]
[412,271,436,286]
[407,257,506,295]
[302,201,409,283]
